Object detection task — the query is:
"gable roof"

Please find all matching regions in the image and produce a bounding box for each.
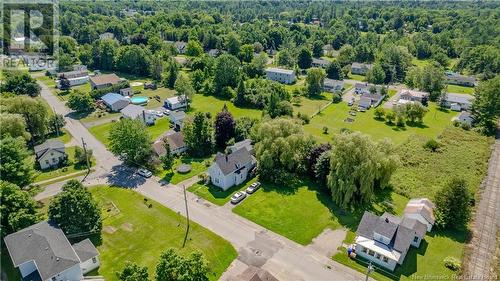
[399,89,428,99]
[237,266,279,281]
[400,217,427,238]
[214,147,254,176]
[404,203,435,225]
[228,139,253,154]
[153,131,186,156]
[265,67,294,75]
[445,93,474,105]
[90,73,121,86]
[34,139,65,159]
[57,70,88,79]
[170,110,187,120]
[121,104,148,119]
[351,62,373,69]
[4,221,81,280]
[72,239,99,262]
[312,58,330,65]
[324,78,344,88]
[101,93,128,106]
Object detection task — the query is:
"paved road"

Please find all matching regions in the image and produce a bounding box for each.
[36,78,367,280]
[463,124,500,280]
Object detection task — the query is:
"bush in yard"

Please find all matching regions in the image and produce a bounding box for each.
[434,178,471,230]
[297,112,310,124]
[117,261,149,281]
[323,126,329,134]
[374,107,386,120]
[443,257,461,271]
[423,139,441,152]
[332,92,342,103]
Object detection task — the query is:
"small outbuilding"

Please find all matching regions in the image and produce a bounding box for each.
[164,95,188,110]
[101,93,130,111]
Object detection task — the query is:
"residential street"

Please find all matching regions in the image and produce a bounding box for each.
[36,79,368,280]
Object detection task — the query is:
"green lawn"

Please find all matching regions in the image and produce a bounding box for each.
[88,186,237,281]
[304,102,457,144]
[158,156,211,184]
[188,178,258,206]
[333,229,467,281]
[446,84,475,95]
[33,146,96,182]
[189,94,262,119]
[88,117,171,147]
[349,74,366,81]
[390,127,493,198]
[293,92,333,117]
[412,58,432,68]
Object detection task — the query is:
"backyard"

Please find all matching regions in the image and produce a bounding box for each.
[89,186,237,281]
[304,102,458,144]
[189,94,262,119]
[158,156,211,184]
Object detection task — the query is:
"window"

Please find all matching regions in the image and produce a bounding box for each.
[368,250,375,256]
[45,160,49,164]
[361,247,367,253]
[383,256,389,263]
[375,253,381,259]
[92,257,97,263]
[414,236,419,243]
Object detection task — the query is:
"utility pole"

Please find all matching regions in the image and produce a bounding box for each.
[182,184,190,248]
[365,261,374,281]
[53,107,60,136]
[81,138,90,174]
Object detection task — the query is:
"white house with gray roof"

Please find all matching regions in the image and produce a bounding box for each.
[34,139,67,170]
[442,93,474,111]
[4,221,99,281]
[208,147,256,190]
[354,198,435,271]
[120,104,156,125]
[445,71,476,87]
[351,62,373,75]
[265,67,296,84]
[311,58,330,68]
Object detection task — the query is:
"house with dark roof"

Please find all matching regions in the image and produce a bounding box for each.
[152,131,187,156]
[4,221,99,281]
[354,198,435,271]
[208,147,256,190]
[359,92,385,109]
[351,62,373,75]
[445,71,476,87]
[34,139,67,170]
[398,89,429,104]
[89,73,122,90]
[354,83,382,95]
[442,93,474,111]
[101,93,130,112]
[55,70,89,88]
[236,266,279,281]
[169,111,187,131]
[120,104,156,125]
[453,111,474,126]
[323,79,344,93]
[311,58,330,68]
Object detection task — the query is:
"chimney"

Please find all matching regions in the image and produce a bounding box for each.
[385,218,389,223]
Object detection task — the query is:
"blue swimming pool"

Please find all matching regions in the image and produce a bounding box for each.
[130,96,148,105]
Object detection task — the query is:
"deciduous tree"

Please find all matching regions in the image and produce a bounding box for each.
[67,90,94,112]
[182,112,214,157]
[155,248,208,281]
[109,119,152,165]
[214,105,236,148]
[305,68,326,96]
[117,262,149,281]
[0,181,38,236]
[0,136,34,186]
[471,76,500,135]
[434,178,471,230]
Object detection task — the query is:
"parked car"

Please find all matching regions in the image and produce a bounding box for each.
[137,168,152,178]
[348,98,355,106]
[245,182,261,194]
[163,109,171,115]
[230,191,247,204]
[155,111,164,117]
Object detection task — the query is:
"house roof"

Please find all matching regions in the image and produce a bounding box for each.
[214,147,255,176]
[72,238,99,262]
[165,95,187,105]
[324,79,344,88]
[90,73,121,86]
[312,58,330,65]
[457,111,473,122]
[445,71,476,83]
[170,110,187,120]
[401,217,427,238]
[153,131,186,156]
[57,70,88,79]
[34,139,65,159]
[356,211,416,253]
[445,93,474,105]
[4,221,81,281]
[408,198,435,209]
[404,202,435,225]
[229,139,253,154]
[351,62,373,69]
[399,90,428,99]
[119,87,132,93]
[101,93,128,106]
[121,104,148,119]
[174,41,187,50]
[265,67,294,75]
[237,266,279,281]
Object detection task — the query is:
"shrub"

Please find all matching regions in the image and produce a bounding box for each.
[423,139,441,152]
[297,112,310,124]
[443,257,461,271]
[332,93,342,103]
[323,126,329,134]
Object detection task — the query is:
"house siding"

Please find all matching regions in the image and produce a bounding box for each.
[49,263,83,281]
[354,244,397,271]
[80,256,100,275]
[18,260,37,278]
[405,213,432,232]
[38,150,66,170]
[265,70,295,84]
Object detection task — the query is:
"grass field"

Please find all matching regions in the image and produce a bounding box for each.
[390,127,493,198]
[87,186,237,281]
[349,74,366,81]
[304,102,457,144]
[293,92,333,117]
[33,146,96,182]
[158,156,211,184]
[446,84,475,95]
[188,178,258,206]
[189,94,262,119]
[232,178,409,245]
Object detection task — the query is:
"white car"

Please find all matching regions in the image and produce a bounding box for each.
[163,109,171,115]
[155,111,164,117]
[245,182,261,194]
[137,168,152,178]
[230,191,247,204]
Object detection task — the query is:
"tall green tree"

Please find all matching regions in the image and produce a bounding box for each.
[327,132,399,208]
[115,45,152,76]
[182,112,213,157]
[92,39,118,70]
[312,40,324,58]
[0,96,49,140]
[0,181,38,237]
[226,33,241,56]
[186,40,204,57]
[213,54,241,92]
[174,73,195,108]
[214,105,236,148]
[305,68,326,96]
[117,262,149,281]
[155,248,208,281]
[67,90,94,112]
[406,65,445,101]
[471,76,500,134]
[0,71,41,97]
[326,60,343,80]
[0,136,34,187]
[377,44,412,83]
[434,178,471,230]
[164,61,179,89]
[48,180,102,235]
[109,119,152,165]
[366,63,386,85]
[0,113,30,140]
[297,47,313,69]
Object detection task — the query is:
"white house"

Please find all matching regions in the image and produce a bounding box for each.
[152,131,187,156]
[445,71,476,87]
[359,92,385,109]
[265,67,296,84]
[208,147,256,191]
[56,70,89,88]
[403,198,436,232]
[311,58,330,68]
[323,79,344,92]
[442,93,474,111]
[228,139,254,154]
[120,104,156,125]
[164,95,188,110]
[169,111,187,131]
[351,62,373,75]
[354,83,382,95]
[99,32,115,40]
[101,93,130,112]
[398,89,429,104]
[454,111,474,126]
[34,139,67,170]
[4,221,100,281]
